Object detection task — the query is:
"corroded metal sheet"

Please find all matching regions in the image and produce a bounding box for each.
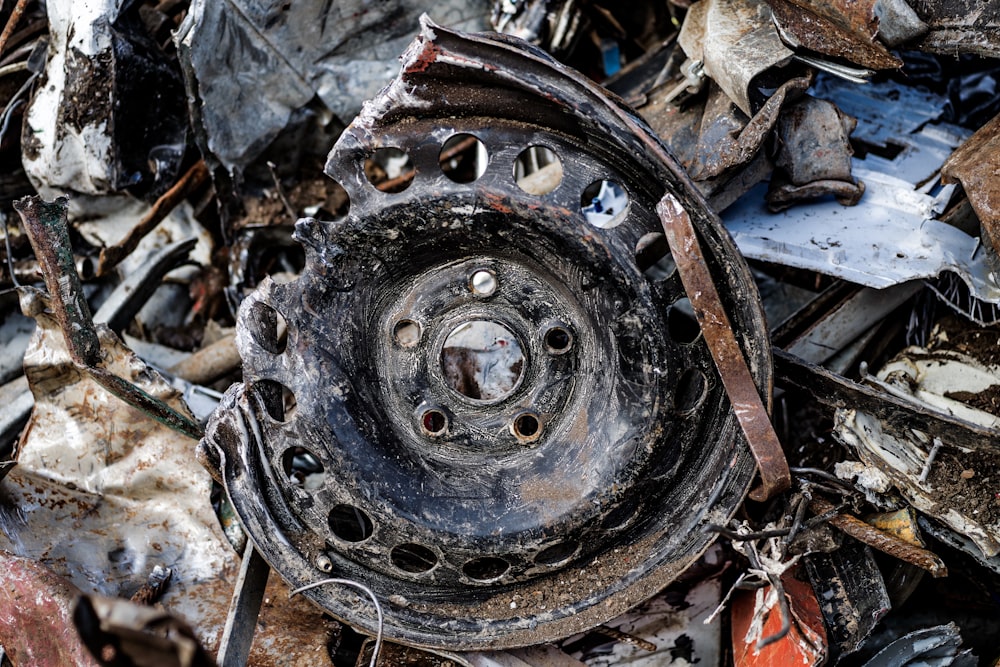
[0,298,339,665]
[678,0,794,116]
[942,112,1000,254]
[766,0,903,69]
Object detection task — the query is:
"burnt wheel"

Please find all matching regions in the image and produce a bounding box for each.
[202,18,771,650]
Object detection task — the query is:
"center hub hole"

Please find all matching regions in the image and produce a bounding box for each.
[441,320,525,401]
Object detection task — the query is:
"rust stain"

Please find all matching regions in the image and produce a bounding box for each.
[404,40,442,75]
[482,191,514,214]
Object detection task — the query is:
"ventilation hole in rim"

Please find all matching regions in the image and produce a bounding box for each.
[365,147,414,193]
[329,504,374,542]
[281,447,325,490]
[390,543,439,573]
[543,325,573,354]
[635,232,677,282]
[463,556,510,581]
[600,503,640,532]
[319,179,350,218]
[534,541,579,566]
[674,367,709,416]
[440,133,488,183]
[253,379,297,422]
[247,301,287,354]
[420,409,448,436]
[668,298,701,344]
[393,319,421,348]
[581,180,629,229]
[514,146,563,195]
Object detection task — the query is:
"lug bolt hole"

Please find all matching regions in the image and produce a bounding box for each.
[543,326,573,354]
[512,412,541,442]
[393,319,421,348]
[421,409,448,436]
[469,269,498,297]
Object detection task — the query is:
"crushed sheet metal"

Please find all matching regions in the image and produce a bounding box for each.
[777,282,922,366]
[0,303,338,664]
[0,308,34,385]
[467,646,587,667]
[833,345,1000,558]
[174,0,488,171]
[767,95,864,211]
[658,194,790,501]
[918,516,1000,576]
[14,196,203,440]
[678,0,794,117]
[22,0,187,197]
[731,570,826,667]
[688,76,812,182]
[775,349,1000,459]
[724,78,990,301]
[908,0,1000,57]
[0,552,101,666]
[74,594,216,667]
[942,112,1000,254]
[561,554,726,667]
[71,195,212,282]
[863,622,976,667]
[766,0,903,70]
[838,410,1000,557]
[873,0,931,46]
[779,347,1000,555]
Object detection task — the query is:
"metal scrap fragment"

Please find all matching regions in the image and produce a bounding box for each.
[678,0,794,116]
[810,498,948,577]
[658,193,790,501]
[942,112,1000,255]
[14,195,202,440]
[766,0,904,70]
[767,96,864,211]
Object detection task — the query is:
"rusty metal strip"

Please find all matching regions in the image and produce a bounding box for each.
[657,194,790,501]
[15,195,203,441]
[810,498,947,577]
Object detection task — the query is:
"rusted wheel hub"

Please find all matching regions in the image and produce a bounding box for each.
[202,19,771,650]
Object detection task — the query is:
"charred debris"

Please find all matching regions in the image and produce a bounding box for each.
[1,0,1000,665]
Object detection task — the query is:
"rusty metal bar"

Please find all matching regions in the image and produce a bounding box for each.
[810,497,948,577]
[15,195,203,441]
[97,160,209,277]
[657,193,790,501]
[14,196,102,366]
[592,625,657,652]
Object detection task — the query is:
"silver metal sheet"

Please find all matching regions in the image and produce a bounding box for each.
[723,77,1000,302]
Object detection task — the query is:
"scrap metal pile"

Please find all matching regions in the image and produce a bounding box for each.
[1,0,1000,665]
